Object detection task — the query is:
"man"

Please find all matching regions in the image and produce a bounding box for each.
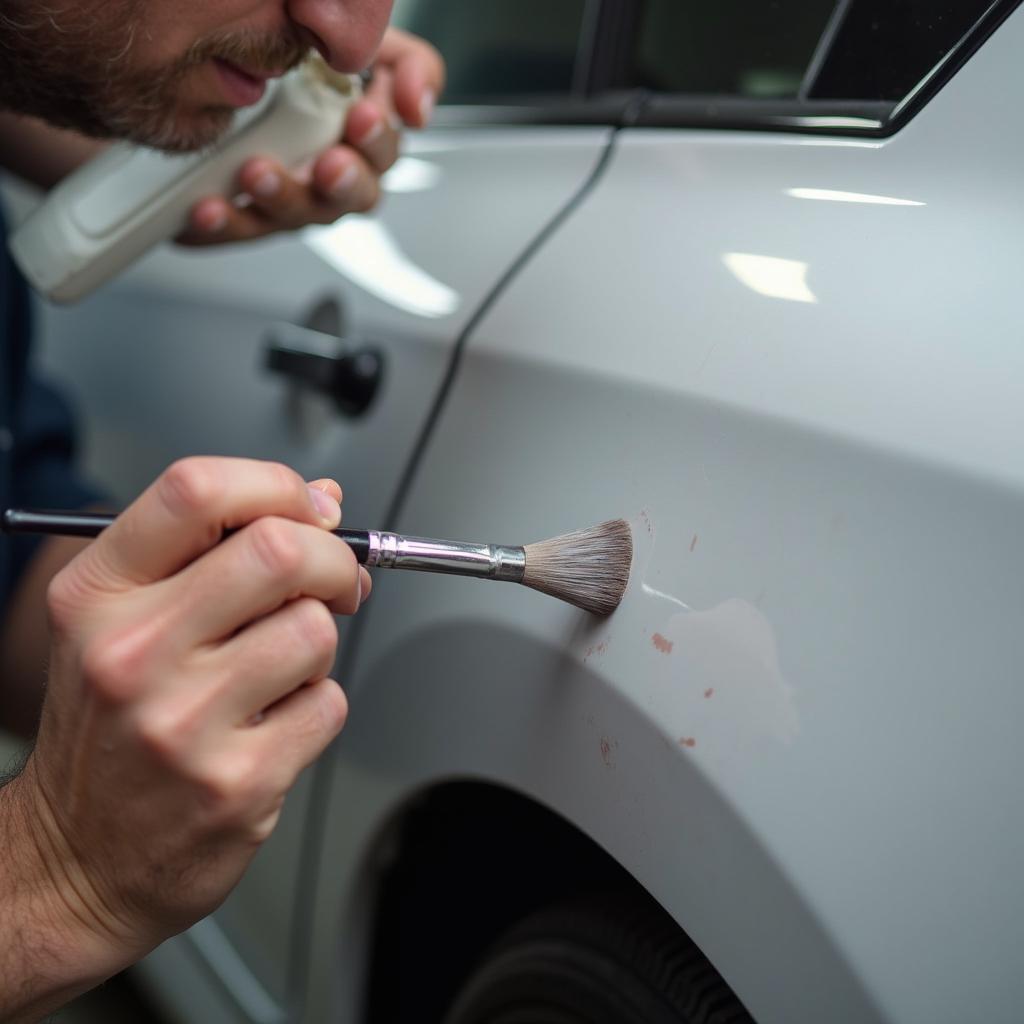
[0,2,443,1020]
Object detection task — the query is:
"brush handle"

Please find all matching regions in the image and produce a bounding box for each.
[2,509,371,564]
[1,509,529,582]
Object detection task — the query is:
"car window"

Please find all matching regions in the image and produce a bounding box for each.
[614,0,1003,107]
[623,0,836,99]
[393,0,1018,135]
[808,0,997,100]
[390,0,589,102]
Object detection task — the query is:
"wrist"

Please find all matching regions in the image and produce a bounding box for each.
[0,763,143,1022]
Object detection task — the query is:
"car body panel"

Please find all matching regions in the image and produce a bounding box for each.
[299,10,1024,1024]
[25,129,612,1014]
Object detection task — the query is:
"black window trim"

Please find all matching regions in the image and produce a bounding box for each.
[427,0,1022,138]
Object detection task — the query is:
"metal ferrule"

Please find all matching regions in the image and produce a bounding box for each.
[365,531,525,583]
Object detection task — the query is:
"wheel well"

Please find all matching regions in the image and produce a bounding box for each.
[365,780,668,1023]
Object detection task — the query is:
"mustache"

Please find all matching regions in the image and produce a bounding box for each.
[183,29,309,75]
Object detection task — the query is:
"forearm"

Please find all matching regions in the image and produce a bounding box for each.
[0,113,102,190]
[0,535,92,738]
[0,769,135,1023]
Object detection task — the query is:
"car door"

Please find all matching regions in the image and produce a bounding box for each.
[8,2,616,1020]
[297,2,1024,1023]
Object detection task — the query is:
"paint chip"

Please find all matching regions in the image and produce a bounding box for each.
[690,534,698,552]
[652,632,674,654]
[599,736,618,767]
[679,737,697,748]
[704,688,714,699]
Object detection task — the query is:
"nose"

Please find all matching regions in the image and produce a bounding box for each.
[287,0,393,71]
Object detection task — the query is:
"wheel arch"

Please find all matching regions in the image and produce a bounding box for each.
[363,778,668,1022]
[306,620,886,1024]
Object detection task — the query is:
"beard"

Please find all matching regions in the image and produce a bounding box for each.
[0,2,307,151]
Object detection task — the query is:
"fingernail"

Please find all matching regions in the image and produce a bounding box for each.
[252,170,280,198]
[419,89,436,125]
[355,572,362,608]
[328,164,358,198]
[358,120,383,146]
[308,485,340,525]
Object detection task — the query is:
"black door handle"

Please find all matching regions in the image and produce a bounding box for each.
[265,323,384,417]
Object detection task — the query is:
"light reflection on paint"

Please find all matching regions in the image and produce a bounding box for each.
[786,187,924,207]
[785,115,882,129]
[722,252,817,304]
[382,156,443,194]
[304,216,460,319]
[641,582,691,612]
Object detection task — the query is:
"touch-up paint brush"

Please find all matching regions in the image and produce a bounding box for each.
[2,509,633,616]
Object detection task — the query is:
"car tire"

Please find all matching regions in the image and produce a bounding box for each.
[442,893,754,1024]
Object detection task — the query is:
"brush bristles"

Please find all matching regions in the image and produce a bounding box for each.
[521,519,633,615]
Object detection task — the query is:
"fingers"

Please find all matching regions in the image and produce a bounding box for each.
[177,146,381,247]
[162,516,360,646]
[308,478,343,505]
[178,27,444,248]
[244,676,348,783]
[374,27,446,128]
[307,479,372,609]
[342,65,401,175]
[356,566,372,607]
[210,597,339,724]
[310,477,368,604]
[87,457,340,588]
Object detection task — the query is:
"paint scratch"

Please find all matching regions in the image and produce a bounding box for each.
[599,735,618,768]
[690,534,698,552]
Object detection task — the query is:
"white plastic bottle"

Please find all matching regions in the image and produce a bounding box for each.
[10,56,360,304]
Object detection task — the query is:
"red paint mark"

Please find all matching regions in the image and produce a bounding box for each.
[599,736,617,767]
[596,641,608,655]
[679,737,697,748]
[652,632,674,654]
[704,688,714,699]
[690,534,698,552]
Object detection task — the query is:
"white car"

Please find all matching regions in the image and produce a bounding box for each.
[16,0,1024,1020]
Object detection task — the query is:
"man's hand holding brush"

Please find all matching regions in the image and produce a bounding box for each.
[0,456,368,1023]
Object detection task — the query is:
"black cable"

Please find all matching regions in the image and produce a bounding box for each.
[284,119,630,1021]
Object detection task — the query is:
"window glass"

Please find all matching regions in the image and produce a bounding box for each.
[390,0,588,102]
[622,0,836,98]
[617,0,1001,104]
[809,0,995,100]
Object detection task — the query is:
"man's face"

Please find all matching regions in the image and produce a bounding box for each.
[0,0,393,151]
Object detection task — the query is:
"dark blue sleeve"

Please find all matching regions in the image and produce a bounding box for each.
[7,373,106,590]
[1,198,105,609]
